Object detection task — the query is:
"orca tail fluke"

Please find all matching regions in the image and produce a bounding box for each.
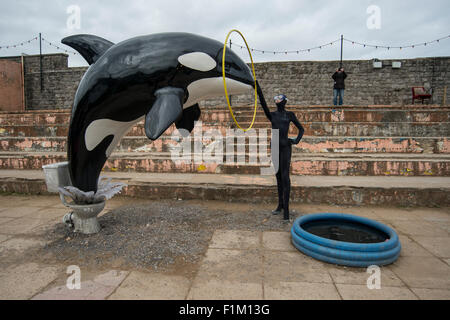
[62,34,114,65]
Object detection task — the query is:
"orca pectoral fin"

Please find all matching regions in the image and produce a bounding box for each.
[175,104,201,137]
[145,87,185,140]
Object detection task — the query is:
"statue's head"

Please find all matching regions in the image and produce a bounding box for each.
[274,94,288,110]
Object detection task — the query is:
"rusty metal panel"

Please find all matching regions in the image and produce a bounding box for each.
[0,60,24,112]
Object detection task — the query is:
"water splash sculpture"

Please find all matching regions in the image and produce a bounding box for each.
[59,177,126,234]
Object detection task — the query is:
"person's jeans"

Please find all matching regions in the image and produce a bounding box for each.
[333,89,344,106]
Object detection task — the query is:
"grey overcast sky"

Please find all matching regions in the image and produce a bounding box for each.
[1,0,449,67]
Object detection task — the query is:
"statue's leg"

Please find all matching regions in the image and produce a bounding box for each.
[272,170,283,214]
[281,146,292,220]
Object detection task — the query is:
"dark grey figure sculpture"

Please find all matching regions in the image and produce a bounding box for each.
[256,81,304,220]
[62,33,255,192]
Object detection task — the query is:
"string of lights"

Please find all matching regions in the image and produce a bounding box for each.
[232,38,341,54]
[1,34,449,56]
[344,35,450,50]
[0,34,78,55]
[232,34,450,54]
[41,37,78,55]
[0,36,38,50]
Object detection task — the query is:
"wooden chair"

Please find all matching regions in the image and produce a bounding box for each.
[412,86,432,104]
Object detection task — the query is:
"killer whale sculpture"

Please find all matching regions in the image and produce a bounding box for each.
[62,33,255,192]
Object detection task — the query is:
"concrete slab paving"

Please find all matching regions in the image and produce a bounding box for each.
[209,230,260,250]
[0,196,36,208]
[0,237,48,254]
[336,284,418,300]
[0,263,60,300]
[93,270,130,287]
[390,256,450,289]
[264,281,341,300]
[33,280,115,300]
[195,248,263,283]
[11,196,63,208]
[262,231,297,252]
[430,220,450,234]
[331,208,382,220]
[414,209,450,222]
[410,236,450,258]
[389,219,449,237]
[22,207,68,220]
[0,217,15,225]
[187,279,263,300]
[0,206,42,219]
[0,217,53,235]
[327,265,405,287]
[108,271,191,300]
[373,208,424,222]
[263,251,333,284]
[32,270,129,300]
[0,234,11,243]
[0,194,449,300]
[397,235,434,257]
[410,288,450,300]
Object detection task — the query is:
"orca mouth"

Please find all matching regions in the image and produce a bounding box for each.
[224,71,255,87]
[184,77,253,108]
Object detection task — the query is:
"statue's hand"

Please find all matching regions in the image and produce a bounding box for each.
[289,138,296,145]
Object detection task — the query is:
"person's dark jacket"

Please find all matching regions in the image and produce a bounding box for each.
[332,71,347,89]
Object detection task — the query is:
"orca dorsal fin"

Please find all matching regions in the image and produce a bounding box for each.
[61,34,114,65]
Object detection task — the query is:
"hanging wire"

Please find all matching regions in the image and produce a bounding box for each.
[1,34,449,56]
[229,34,450,55]
[344,35,450,50]
[0,36,38,50]
[41,37,78,55]
[233,38,341,55]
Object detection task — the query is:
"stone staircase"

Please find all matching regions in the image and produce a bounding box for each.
[0,104,449,206]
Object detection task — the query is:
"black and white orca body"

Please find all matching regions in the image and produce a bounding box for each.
[62,33,254,192]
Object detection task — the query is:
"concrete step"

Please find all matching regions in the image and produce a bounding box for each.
[1,151,448,176]
[210,104,449,110]
[1,136,449,154]
[2,121,448,137]
[231,122,450,137]
[230,110,450,123]
[1,106,448,125]
[0,110,230,125]
[0,169,448,207]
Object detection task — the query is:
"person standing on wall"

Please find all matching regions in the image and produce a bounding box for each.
[332,67,347,106]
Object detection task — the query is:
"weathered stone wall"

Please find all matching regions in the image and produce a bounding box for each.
[213,57,450,107]
[23,67,86,110]
[0,54,86,110]
[0,53,448,110]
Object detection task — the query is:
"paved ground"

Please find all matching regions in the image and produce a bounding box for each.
[0,194,449,300]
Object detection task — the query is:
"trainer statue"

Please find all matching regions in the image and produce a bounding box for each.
[256,81,304,220]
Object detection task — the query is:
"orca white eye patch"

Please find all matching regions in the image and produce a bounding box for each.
[178,52,217,72]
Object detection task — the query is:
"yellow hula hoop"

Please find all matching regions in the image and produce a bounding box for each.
[222,29,258,132]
